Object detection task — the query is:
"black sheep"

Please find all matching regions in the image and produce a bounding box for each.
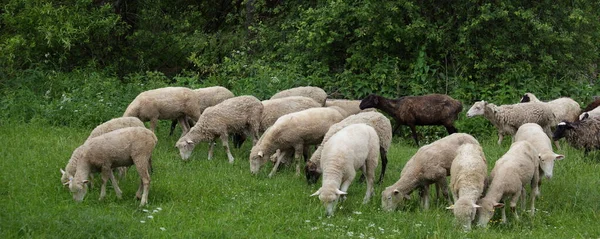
[359,94,462,145]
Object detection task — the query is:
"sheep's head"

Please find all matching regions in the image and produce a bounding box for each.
[304,161,322,185]
[552,121,573,141]
[175,139,196,160]
[447,199,481,231]
[249,146,268,174]
[538,152,565,179]
[579,112,590,121]
[359,94,379,110]
[68,178,89,202]
[380,187,410,212]
[311,188,346,217]
[520,93,532,103]
[466,101,486,118]
[475,198,503,228]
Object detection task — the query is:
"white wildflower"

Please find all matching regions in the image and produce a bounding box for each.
[147,215,154,219]
[353,211,362,215]
[140,220,146,223]
[160,227,166,231]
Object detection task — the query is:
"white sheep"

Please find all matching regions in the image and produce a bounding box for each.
[446,143,487,231]
[310,123,380,216]
[260,96,322,132]
[514,123,564,196]
[249,107,345,177]
[520,93,581,123]
[324,99,375,116]
[60,117,145,186]
[176,95,263,163]
[123,87,200,135]
[466,100,555,145]
[475,141,540,227]
[67,127,157,207]
[270,86,327,106]
[169,86,235,135]
[381,133,479,211]
[305,111,392,184]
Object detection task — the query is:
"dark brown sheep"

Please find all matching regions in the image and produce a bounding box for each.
[359,94,462,145]
[582,98,600,113]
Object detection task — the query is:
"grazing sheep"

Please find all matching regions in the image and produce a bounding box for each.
[260,96,322,132]
[514,123,564,196]
[381,133,479,211]
[520,93,581,123]
[305,111,392,185]
[310,124,379,216]
[123,87,199,135]
[324,99,375,116]
[476,141,540,227]
[67,127,157,207]
[176,96,263,163]
[552,118,600,155]
[359,94,462,146]
[466,100,555,145]
[270,86,327,106]
[169,86,235,136]
[249,107,345,177]
[579,107,600,121]
[446,143,487,231]
[60,117,145,186]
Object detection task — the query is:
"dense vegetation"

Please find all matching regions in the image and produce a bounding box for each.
[1,0,599,131]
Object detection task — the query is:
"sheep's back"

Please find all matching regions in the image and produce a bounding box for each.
[565,118,600,149]
[270,86,327,106]
[87,117,145,140]
[260,96,321,131]
[124,87,195,120]
[83,127,157,167]
[200,95,263,133]
[399,94,462,124]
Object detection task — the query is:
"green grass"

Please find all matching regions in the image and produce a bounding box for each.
[1,122,599,238]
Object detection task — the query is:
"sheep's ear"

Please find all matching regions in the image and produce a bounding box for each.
[63,181,70,186]
[446,204,455,210]
[258,151,264,157]
[555,154,565,161]
[404,194,411,200]
[60,168,66,175]
[473,203,482,208]
[393,189,400,195]
[493,203,504,208]
[82,180,89,184]
[186,140,193,144]
[335,189,347,195]
[310,190,320,197]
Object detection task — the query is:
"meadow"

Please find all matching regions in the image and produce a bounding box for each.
[1,121,599,238]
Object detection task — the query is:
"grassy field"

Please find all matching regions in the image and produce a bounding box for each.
[1,121,599,238]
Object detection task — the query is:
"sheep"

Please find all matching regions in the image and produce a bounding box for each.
[381,133,479,211]
[520,93,581,123]
[169,86,235,136]
[67,127,157,207]
[249,107,345,177]
[60,117,145,186]
[446,143,487,231]
[270,86,327,106]
[310,123,379,217]
[123,87,200,135]
[324,99,375,116]
[359,94,462,146]
[260,96,322,132]
[552,118,600,155]
[466,100,555,146]
[305,111,392,185]
[476,141,540,227]
[175,95,263,163]
[579,107,600,121]
[514,123,565,196]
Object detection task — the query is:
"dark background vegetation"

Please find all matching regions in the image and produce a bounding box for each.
[1,0,599,138]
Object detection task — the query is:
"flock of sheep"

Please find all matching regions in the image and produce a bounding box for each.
[59,85,600,231]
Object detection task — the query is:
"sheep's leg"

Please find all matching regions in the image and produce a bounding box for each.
[520,187,526,211]
[178,116,190,136]
[363,159,376,204]
[437,178,452,205]
[207,140,215,160]
[293,144,304,177]
[510,191,522,222]
[497,131,504,145]
[501,203,507,224]
[219,134,235,163]
[408,124,419,146]
[340,173,355,202]
[444,124,458,134]
[420,185,430,210]
[109,169,123,199]
[99,166,111,201]
[530,172,539,216]
[169,120,178,136]
[149,118,158,133]
[134,161,151,207]
[268,150,287,178]
[377,147,388,184]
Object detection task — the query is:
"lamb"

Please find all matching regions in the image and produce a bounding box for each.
[270,86,327,106]
[446,143,487,231]
[466,100,555,145]
[476,141,540,227]
[60,117,145,186]
[552,118,600,155]
[514,123,564,195]
[305,111,392,185]
[520,93,581,123]
[324,99,375,116]
[67,127,157,207]
[310,124,380,217]
[169,86,235,135]
[123,87,201,135]
[381,133,479,211]
[249,107,345,177]
[176,95,263,163]
[359,94,462,146]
